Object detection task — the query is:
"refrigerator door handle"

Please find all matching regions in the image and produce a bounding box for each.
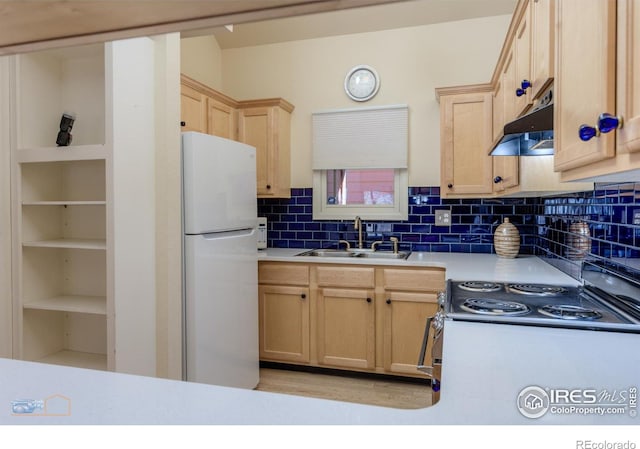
[201,228,256,239]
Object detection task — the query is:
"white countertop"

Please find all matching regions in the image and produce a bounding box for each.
[259,248,581,285]
[4,250,635,431]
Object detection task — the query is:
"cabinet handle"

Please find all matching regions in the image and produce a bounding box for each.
[180,121,186,127]
[578,124,600,141]
[386,298,391,305]
[515,79,531,97]
[300,293,306,300]
[493,176,503,184]
[447,183,453,189]
[579,113,623,141]
[597,113,623,133]
[366,297,372,303]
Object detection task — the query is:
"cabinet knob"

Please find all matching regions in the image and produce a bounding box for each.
[386,298,391,305]
[180,121,186,127]
[515,79,531,97]
[300,293,306,300]
[597,113,623,133]
[447,183,453,189]
[366,297,372,303]
[493,176,503,184]
[266,184,271,189]
[578,124,600,141]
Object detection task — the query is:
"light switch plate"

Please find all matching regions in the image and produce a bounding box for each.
[633,209,640,225]
[435,209,451,226]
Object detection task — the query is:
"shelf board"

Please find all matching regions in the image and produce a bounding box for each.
[15,144,108,163]
[22,201,106,206]
[36,350,107,371]
[23,295,106,315]
[22,238,106,250]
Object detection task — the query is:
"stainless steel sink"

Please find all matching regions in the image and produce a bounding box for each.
[297,249,355,257]
[296,249,411,260]
[354,251,411,260]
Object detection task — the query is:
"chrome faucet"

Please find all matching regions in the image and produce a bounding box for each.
[338,239,351,250]
[354,216,364,249]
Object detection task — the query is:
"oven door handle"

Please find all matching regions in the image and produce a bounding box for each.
[416,316,434,377]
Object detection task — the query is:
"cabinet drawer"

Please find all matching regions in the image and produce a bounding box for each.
[259,263,309,286]
[382,268,445,291]
[316,266,375,288]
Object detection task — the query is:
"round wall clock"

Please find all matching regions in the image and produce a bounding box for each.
[344,65,380,102]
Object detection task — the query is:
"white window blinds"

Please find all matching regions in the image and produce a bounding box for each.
[312,104,408,170]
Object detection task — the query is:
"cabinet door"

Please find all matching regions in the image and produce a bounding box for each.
[207,98,236,140]
[258,285,310,363]
[530,0,554,99]
[617,0,640,154]
[382,291,438,376]
[502,47,517,124]
[554,0,617,171]
[440,92,494,196]
[180,84,207,133]
[238,107,273,196]
[492,79,505,143]
[316,287,375,370]
[492,155,519,193]
[514,2,532,116]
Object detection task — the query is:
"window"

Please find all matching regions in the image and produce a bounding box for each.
[312,104,409,220]
[313,169,408,220]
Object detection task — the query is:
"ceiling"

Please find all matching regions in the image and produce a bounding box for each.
[181,0,518,49]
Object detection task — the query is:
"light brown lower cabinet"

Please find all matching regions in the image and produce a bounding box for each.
[382,291,438,376]
[258,285,310,363]
[316,287,375,370]
[258,261,445,379]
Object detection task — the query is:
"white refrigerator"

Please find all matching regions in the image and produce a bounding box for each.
[182,131,259,389]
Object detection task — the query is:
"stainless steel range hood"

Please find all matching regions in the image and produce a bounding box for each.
[490,89,554,156]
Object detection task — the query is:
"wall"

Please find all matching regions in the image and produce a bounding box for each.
[0,56,11,358]
[180,35,223,90]
[221,15,511,187]
[537,182,640,280]
[259,187,538,255]
[259,182,640,281]
[153,33,183,380]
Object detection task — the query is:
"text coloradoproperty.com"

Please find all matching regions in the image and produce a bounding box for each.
[551,405,628,415]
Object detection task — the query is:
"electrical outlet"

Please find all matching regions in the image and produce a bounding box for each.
[435,209,451,226]
[634,209,640,225]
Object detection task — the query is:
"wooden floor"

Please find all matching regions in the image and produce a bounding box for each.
[256,368,433,409]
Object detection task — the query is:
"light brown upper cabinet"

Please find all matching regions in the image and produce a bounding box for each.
[180,75,294,197]
[180,81,208,134]
[237,100,294,198]
[513,1,532,117]
[555,0,640,180]
[530,0,555,100]
[438,86,495,198]
[180,75,237,140]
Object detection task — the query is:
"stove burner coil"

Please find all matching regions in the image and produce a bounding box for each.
[538,304,603,320]
[507,284,569,296]
[460,298,531,316]
[458,281,502,292]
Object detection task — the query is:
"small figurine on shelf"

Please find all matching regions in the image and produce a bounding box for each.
[56,113,75,146]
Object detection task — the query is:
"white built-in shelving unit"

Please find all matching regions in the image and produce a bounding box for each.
[11,43,110,371]
[10,37,161,376]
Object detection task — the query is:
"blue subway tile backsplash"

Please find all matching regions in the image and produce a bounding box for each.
[257,183,640,280]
